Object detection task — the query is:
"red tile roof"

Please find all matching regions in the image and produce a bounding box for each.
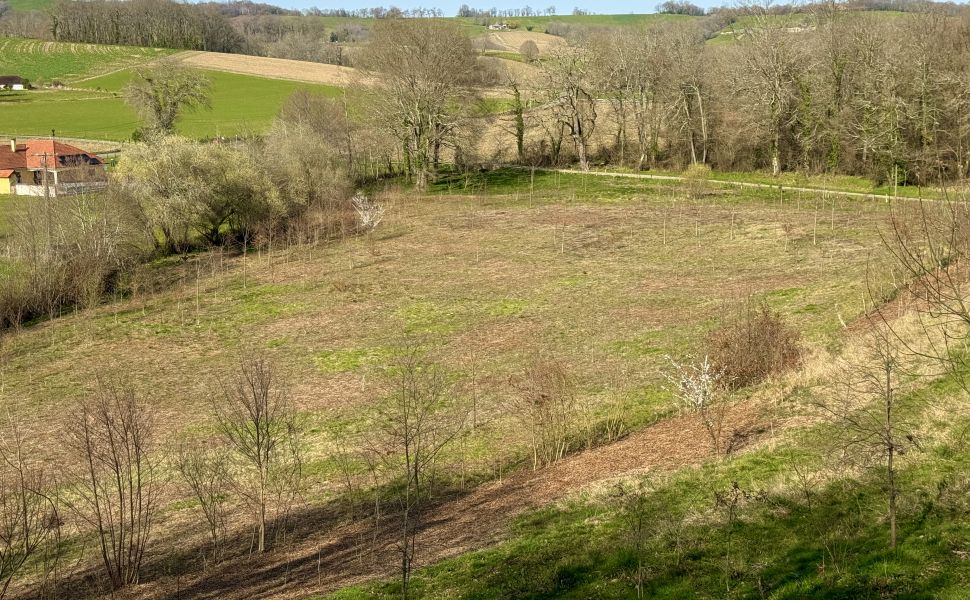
[0,169,14,178]
[0,139,103,171]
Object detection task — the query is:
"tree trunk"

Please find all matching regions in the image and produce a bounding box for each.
[772,132,781,177]
[695,86,708,164]
[888,446,897,549]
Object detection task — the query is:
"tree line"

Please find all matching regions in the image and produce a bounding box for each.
[304,9,970,189]
[512,6,970,185]
[50,0,246,53]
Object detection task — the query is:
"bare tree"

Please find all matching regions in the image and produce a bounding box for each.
[883,197,970,381]
[124,61,211,135]
[174,439,231,562]
[372,347,464,600]
[816,328,916,548]
[509,359,578,470]
[0,421,57,599]
[540,45,598,171]
[66,379,160,590]
[359,19,478,190]
[212,356,304,554]
[508,79,527,162]
[733,8,808,176]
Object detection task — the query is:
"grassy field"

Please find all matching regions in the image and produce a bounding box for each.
[0,167,944,599]
[596,166,945,200]
[0,167,886,439]
[0,70,341,140]
[0,37,173,83]
[4,0,53,10]
[0,169,884,508]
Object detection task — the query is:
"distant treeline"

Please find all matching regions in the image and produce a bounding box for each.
[50,0,247,52]
[301,6,445,18]
[709,0,969,15]
[457,4,558,17]
[200,0,301,17]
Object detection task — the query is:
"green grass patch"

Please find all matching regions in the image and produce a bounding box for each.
[314,347,396,374]
[5,0,53,9]
[1,69,342,140]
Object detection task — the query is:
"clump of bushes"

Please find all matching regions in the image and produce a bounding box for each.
[706,299,802,389]
[0,191,143,329]
[683,162,712,199]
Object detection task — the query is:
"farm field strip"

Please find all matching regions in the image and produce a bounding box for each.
[175,50,367,87]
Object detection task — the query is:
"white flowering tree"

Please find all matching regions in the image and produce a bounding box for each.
[667,355,728,458]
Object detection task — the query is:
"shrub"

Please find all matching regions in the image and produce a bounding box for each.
[706,299,801,389]
[1,191,146,331]
[682,162,711,199]
[519,39,540,62]
[509,360,578,469]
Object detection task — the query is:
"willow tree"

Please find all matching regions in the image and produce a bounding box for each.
[124,61,211,135]
[359,19,478,190]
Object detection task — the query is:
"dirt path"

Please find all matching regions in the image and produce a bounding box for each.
[525,166,940,203]
[132,402,769,600]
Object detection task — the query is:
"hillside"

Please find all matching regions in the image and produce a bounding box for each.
[0,168,907,598]
[3,7,970,599]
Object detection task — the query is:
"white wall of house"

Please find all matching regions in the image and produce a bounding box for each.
[14,181,108,196]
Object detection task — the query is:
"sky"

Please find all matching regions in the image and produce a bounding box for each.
[280,0,695,15]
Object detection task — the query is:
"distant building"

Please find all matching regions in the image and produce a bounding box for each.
[488,22,509,30]
[0,76,26,91]
[0,138,108,196]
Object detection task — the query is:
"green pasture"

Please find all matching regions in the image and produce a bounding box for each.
[0,70,342,140]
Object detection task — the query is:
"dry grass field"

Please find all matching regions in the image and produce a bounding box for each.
[175,50,367,87]
[0,172,883,445]
[473,30,566,53]
[0,169,901,599]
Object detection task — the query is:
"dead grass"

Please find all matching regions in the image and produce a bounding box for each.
[0,177,891,598]
[473,31,566,53]
[175,51,368,87]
